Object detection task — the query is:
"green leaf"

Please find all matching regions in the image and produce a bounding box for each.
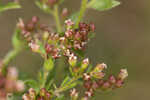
[63,82,77,91]
[112,0,120,8]
[69,12,80,22]
[12,28,26,50]
[86,64,93,73]
[87,0,120,11]
[37,40,46,55]
[55,95,65,100]
[0,2,21,13]
[61,76,71,87]
[88,32,95,39]
[58,0,65,5]
[44,57,54,71]
[35,1,52,14]
[24,80,39,92]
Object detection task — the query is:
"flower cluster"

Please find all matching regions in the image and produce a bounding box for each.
[0,61,24,100]
[64,19,95,50]
[17,18,95,60]
[23,88,51,100]
[81,63,128,100]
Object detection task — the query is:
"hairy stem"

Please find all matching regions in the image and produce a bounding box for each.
[53,5,62,33]
[75,0,88,28]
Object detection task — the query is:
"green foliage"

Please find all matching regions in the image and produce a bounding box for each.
[12,29,26,50]
[44,57,54,71]
[0,2,21,13]
[87,0,120,11]
[35,1,52,14]
[55,95,65,100]
[0,0,127,99]
[24,79,40,92]
[61,76,71,87]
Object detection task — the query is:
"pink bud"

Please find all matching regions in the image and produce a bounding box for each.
[109,75,116,84]
[15,80,24,92]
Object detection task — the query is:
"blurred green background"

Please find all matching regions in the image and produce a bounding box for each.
[0,0,150,100]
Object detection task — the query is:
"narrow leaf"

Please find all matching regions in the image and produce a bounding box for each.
[0,2,21,12]
[61,76,71,87]
[87,0,120,11]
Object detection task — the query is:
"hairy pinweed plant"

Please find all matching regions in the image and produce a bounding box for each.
[0,0,128,100]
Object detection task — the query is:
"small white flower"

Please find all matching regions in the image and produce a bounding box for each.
[65,19,74,26]
[83,58,89,65]
[119,69,128,80]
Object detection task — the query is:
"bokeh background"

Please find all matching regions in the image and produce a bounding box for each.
[0,0,150,100]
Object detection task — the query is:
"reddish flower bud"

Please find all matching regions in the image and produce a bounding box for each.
[108,75,116,84]
[92,81,99,90]
[65,19,74,27]
[46,92,51,100]
[26,22,35,31]
[84,80,92,89]
[32,16,39,24]
[102,81,111,89]
[45,44,53,54]
[15,80,25,92]
[90,23,95,32]
[37,97,44,100]
[115,80,124,88]
[97,79,104,86]
[47,0,57,6]
[61,8,69,18]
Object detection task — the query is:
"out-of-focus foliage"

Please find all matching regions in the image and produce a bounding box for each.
[0,2,21,13]
[87,0,120,11]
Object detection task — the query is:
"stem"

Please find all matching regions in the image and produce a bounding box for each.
[54,75,82,94]
[53,5,62,33]
[2,49,21,73]
[75,0,88,28]
[41,70,49,88]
